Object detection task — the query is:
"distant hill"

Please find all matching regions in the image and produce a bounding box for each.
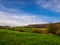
[28,24,48,28]
[0,22,60,28]
[0,26,10,29]
[27,22,60,28]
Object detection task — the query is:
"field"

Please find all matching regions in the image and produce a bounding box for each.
[0,29,60,45]
[10,27,47,32]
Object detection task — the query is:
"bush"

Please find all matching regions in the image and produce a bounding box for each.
[32,30,48,34]
[40,30,48,34]
[32,30,41,33]
[8,28,15,31]
[17,29,24,32]
[48,23,57,34]
[56,30,60,36]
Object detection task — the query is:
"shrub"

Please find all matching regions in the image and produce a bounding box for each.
[40,30,48,34]
[32,30,48,34]
[32,30,41,33]
[17,29,24,32]
[56,30,60,36]
[8,28,15,30]
[48,23,57,34]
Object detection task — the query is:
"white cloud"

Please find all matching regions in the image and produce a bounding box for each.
[0,11,48,26]
[0,4,19,13]
[0,3,59,26]
[36,0,60,12]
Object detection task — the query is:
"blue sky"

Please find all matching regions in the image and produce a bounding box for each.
[0,0,60,26]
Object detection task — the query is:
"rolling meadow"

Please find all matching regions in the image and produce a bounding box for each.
[0,22,60,45]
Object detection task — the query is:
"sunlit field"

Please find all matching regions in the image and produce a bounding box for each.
[0,29,60,45]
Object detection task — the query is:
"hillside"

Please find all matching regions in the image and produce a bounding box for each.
[27,22,60,28]
[0,22,60,28]
[0,30,60,45]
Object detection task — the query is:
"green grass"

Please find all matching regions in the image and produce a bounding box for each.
[0,29,60,45]
[11,27,47,32]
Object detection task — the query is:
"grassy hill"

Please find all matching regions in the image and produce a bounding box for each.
[27,22,60,28]
[0,30,60,45]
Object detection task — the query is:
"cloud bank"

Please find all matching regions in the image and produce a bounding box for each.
[0,4,47,26]
[0,11,48,26]
[36,0,60,12]
[0,0,60,26]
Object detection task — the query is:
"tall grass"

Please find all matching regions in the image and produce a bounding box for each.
[0,30,60,45]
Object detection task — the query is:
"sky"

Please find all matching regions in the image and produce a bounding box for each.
[0,0,60,26]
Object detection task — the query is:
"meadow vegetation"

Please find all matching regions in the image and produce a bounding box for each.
[0,22,60,45]
[0,30,60,45]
